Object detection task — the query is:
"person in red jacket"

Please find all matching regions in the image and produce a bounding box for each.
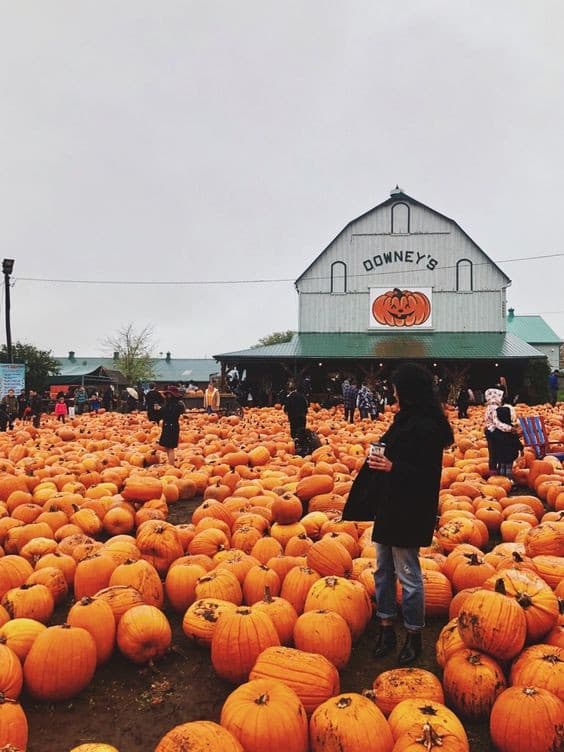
[54,396,68,423]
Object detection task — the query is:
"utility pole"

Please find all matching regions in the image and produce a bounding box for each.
[2,259,14,363]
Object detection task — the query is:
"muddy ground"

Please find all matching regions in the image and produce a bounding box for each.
[26,497,495,752]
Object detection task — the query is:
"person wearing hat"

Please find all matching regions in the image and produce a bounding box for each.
[156,386,185,465]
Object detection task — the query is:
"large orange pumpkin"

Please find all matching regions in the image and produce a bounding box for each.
[23,624,97,701]
[489,685,564,752]
[116,605,172,664]
[211,607,280,684]
[310,693,394,752]
[220,678,308,752]
[249,646,340,716]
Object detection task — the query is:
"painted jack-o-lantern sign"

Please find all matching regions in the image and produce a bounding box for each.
[372,287,431,327]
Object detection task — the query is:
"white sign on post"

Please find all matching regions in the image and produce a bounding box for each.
[0,364,26,396]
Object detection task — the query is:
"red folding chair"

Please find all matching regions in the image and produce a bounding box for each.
[518,416,564,461]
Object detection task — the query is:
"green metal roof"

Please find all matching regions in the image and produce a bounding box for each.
[215,332,544,361]
[506,315,562,345]
[55,357,219,382]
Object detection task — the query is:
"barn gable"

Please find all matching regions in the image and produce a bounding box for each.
[295,189,511,333]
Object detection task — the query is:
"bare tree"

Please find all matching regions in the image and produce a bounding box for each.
[104,323,156,384]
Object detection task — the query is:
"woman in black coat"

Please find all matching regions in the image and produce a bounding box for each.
[283,383,309,439]
[156,386,185,466]
[343,362,453,665]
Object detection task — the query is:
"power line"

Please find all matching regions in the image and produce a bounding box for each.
[13,252,564,287]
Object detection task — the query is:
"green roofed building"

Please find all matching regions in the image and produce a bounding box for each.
[506,309,561,370]
[50,351,219,390]
[215,188,561,402]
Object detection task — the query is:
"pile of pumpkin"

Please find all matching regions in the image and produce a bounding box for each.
[0,403,560,751]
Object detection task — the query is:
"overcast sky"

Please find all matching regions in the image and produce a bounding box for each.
[1,1,563,360]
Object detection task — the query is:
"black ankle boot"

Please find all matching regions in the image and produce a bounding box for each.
[398,631,422,665]
[372,626,397,658]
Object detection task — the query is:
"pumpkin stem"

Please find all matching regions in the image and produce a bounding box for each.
[361,689,377,702]
[494,578,507,596]
[467,553,481,566]
[335,696,352,709]
[262,586,273,604]
[523,687,538,697]
[541,653,563,665]
[516,593,532,609]
[79,596,95,606]
[467,653,482,666]
[512,551,524,563]
[325,576,338,588]
[0,692,17,705]
[254,693,270,706]
[415,723,444,751]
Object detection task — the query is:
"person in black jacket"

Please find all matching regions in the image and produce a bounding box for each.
[145,383,164,422]
[29,390,43,429]
[343,362,453,665]
[156,386,185,465]
[284,382,308,439]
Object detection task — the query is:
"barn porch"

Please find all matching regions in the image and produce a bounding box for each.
[216,331,545,405]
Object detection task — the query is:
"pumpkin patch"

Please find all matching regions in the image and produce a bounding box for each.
[0,402,558,749]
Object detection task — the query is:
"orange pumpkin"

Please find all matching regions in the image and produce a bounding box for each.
[155,721,243,752]
[211,606,280,684]
[23,624,97,701]
[67,596,116,665]
[116,605,171,664]
[249,646,340,716]
[309,693,394,751]
[220,678,308,752]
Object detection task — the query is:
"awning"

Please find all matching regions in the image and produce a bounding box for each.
[215,332,545,361]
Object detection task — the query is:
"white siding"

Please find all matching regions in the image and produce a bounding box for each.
[297,199,510,333]
[298,290,505,332]
[530,344,560,370]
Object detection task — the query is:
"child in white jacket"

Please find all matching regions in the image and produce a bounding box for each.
[484,388,513,474]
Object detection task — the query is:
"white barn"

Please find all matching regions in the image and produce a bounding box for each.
[296,186,510,334]
[217,189,556,402]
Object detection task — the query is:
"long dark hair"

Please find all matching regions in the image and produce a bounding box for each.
[391,363,454,448]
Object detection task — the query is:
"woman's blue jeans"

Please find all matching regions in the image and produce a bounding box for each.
[374,543,424,632]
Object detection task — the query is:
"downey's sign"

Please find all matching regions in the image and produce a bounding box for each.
[363,250,438,272]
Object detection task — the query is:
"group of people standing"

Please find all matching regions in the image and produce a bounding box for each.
[341,379,391,423]
[0,388,43,430]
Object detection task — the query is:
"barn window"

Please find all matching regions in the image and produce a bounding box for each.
[391,202,410,234]
[456,259,473,291]
[330,261,347,293]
